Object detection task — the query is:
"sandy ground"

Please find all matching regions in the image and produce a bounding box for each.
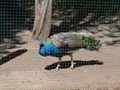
[0,31,120,90]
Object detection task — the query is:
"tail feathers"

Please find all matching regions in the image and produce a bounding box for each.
[87,40,102,51]
[83,36,102,51]
[73,34,102,51]
[69,34,102,51]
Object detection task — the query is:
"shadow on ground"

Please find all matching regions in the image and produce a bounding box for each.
[0,49,28,65]
[45,60,103,70]
[50,7,120,46]
[0,1,34,58]
[51,6,119,34]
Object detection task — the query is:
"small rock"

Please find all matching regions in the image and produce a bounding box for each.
[102,30,110,35]
[111,16,119,21]
[3,38,10,43]
[84,70,88,73]
[96,33,104,38]
[98,24,110,31]
[89,27,98,34]
[51,20,62,26]
[114,20,120,27]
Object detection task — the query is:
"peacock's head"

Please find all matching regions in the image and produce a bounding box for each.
[38,40,47,56]
[38,40,44,48]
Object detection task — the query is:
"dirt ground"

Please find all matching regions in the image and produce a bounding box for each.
[0,31,120,90]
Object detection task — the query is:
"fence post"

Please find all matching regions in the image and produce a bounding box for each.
[32,0,52,42]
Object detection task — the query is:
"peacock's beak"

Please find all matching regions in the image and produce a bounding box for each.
[39,44,44,48]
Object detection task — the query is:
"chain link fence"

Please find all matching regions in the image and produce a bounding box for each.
[0,0,120,60]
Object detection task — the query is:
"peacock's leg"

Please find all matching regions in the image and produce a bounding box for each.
[55,57,61,70]
[69,54,75,69]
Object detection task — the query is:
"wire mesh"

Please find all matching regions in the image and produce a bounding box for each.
[0,0,120,89]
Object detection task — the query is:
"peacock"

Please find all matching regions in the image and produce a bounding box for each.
[38,33,101,70]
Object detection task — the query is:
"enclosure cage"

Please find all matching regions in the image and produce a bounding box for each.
[0,0,120,90]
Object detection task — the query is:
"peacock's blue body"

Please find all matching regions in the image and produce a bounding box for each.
[39,42,63,57]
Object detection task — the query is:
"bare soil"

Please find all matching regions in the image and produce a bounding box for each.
[0,30,120,90]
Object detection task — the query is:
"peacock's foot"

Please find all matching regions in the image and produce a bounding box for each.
[55,64,60,71]
[70,62,76,70]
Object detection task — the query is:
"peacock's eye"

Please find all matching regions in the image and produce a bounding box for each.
[40,44,44,47]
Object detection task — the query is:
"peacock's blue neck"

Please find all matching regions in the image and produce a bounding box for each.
[39,43,61,57]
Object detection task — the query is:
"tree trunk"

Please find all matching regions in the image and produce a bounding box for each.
[32,0,52,42]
